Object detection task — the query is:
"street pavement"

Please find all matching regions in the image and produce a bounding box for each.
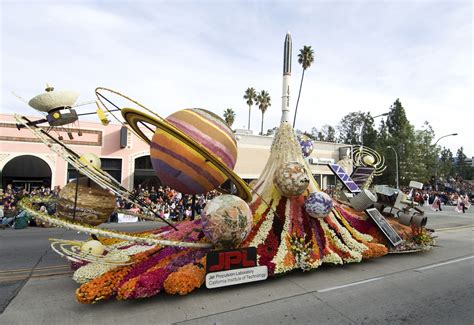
[0,206,472,324]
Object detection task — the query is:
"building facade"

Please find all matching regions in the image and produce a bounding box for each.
[0,114,352,191]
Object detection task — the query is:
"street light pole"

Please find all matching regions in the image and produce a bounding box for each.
[434,133,458,146]
[360,112,389,147]
[433,132,458,185]
[387,146,399,189]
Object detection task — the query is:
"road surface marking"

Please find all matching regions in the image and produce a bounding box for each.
[0,264,69,274]
[0,270,73,283]
[415,255,474,272]
[435,225,473,232]
[317,277,385,293]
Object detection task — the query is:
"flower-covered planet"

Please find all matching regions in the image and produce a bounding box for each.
[79,153,101,169]
[81,240,105,255]
[362,154,375,165]
[201,195,252,248]
[56,177,116,226]
[150,108,238,195]
[297,134,314,158]
[273,161,310,197]
[304,191,333,218]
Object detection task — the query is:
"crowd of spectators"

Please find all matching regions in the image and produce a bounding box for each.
[0,183,221,229]
[0,184,61,229]
[115,185,220,222]
[1,175,472,229]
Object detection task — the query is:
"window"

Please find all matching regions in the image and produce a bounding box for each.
[67,158,122,183]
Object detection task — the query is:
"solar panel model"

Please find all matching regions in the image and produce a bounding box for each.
[327,163,361,193]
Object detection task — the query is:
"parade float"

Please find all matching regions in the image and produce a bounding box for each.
[16,33,435,304]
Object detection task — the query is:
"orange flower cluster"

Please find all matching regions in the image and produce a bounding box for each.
[96,230,154,246]
[76,264,132,304]
[97,237,123,246]
[164,257,206,295]
[76,246,161,304]
[361,242,388,259]
[117,250,188,300]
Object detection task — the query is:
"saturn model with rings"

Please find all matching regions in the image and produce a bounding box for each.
[95,87,252,202]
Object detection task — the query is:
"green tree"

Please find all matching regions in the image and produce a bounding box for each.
[243,87,257,130]
[256,90,271,135]
[311,125,336,142]
[337,111,377,147]
[377,99,417,186]
[411,121,437,183]
[438,147,454,180]
[454,147,468,178]
[223,108,236,128]
[293,45,315,128]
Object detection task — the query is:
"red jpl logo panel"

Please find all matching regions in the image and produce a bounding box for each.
[206,247,257,273]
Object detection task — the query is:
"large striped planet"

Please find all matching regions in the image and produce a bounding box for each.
[150,108,238,194]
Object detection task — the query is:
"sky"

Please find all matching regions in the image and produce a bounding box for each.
[1,0,472,156]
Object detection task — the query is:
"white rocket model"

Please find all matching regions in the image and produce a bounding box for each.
[281,32,292,123]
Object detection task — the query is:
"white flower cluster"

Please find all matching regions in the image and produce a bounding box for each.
[273,200,292,274]
[320,220,362,263]
[250,210,274,248]
[322,252,343,265]
[73,263,115,284]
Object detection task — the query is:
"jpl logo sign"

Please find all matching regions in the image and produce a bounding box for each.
[206,247,257,272]
[205,247,267,289]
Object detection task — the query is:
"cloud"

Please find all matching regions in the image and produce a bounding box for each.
[1,1,471,155]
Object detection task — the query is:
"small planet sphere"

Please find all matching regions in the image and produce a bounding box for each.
[273,161,310,197]
[201,195,252,248]
[57,177,116,226]
[150,108,237,195]
[81,240,105,255]
[297,134,314,158]
[304,191,333,218]
[79,153,101,169]
[362,155,375,165]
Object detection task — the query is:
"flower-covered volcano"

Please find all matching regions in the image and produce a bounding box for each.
[240,122,388,275]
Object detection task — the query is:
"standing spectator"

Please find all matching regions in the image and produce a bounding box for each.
[431,195,442,212]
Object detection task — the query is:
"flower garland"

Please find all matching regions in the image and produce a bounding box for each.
[19,198,212,248]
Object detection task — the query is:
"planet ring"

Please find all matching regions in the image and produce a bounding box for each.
[121,108,252,202]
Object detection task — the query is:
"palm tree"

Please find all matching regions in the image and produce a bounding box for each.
[223,108,236,128]
[256,90,271,135]
[293,45,315,128]
[243,87,257,130]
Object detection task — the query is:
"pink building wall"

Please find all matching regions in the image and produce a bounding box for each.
[0,113,346,191]
[0,113,151,189]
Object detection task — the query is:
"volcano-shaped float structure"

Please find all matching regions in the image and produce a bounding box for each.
[19,33,433,304]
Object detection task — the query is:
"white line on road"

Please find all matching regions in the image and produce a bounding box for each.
[415,255,474,272]
[317,277,385,293]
